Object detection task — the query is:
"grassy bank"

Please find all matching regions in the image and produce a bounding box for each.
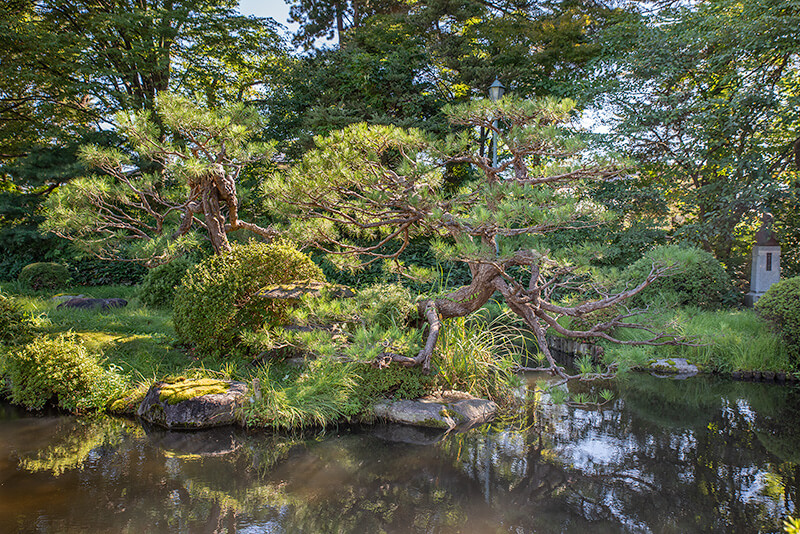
[603,307,795,375]
[0,283,522,427]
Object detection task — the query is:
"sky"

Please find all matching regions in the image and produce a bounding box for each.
[238,0,297,33]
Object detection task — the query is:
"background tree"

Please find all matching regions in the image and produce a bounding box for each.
[265,97,677,376]
[44,94,278,264]
[597,0,800,274]
[0,0,285,275]
[267,0,624,159]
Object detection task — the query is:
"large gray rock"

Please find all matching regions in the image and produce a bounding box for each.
[647,358,699,379]
[372,390,497,431]
[137,379,249,429]
[56,297,128,310]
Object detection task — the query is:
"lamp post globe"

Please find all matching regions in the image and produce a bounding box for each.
[489,78,505,102]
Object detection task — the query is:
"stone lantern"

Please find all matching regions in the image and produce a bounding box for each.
[745,215,780,307]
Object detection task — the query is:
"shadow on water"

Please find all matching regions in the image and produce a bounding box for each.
[1,374,799,533]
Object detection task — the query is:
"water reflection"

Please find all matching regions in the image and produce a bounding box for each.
[0,375,798,533]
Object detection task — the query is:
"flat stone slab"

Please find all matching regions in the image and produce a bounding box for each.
[647,358,699,378]
[372,390,497,431]
[137,379,248,429]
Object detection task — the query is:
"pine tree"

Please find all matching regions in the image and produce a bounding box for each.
[43,93,277,265]
[266,96,678,376]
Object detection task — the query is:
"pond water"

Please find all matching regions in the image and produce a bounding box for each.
[1,374,798,533]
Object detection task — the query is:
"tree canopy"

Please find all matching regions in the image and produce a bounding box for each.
[598,0,800,266]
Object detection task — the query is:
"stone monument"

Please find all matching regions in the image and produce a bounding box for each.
[745,214,780,307]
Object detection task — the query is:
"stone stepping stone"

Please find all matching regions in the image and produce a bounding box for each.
[372,390,497,431]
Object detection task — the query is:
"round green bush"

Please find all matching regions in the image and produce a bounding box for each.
[621,245,735,309]
[756,276,800,362]
[18,262,71,290]
[4,334,125,412]
[138,258,193,308]
[173,241,325,355]
[0,292,34,346]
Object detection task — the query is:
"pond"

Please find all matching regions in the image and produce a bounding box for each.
[1,374,798,533]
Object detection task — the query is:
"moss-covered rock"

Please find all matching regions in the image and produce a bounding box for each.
[137,379,248,429]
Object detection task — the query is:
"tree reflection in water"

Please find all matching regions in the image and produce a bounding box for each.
[0,375,798,533]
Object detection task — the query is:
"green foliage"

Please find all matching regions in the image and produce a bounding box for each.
[68,258,147,286]
[0,291,35,346]
[138,258,193,309]
[611,308,791,373]
[242,282,424,364]
[785,517,800,534]
[172,241,325,355]
[600,0,800,267]
[44,92,278,263]
[354,283,416,329]
[622,245,736,309]
[18,262,70,290]
[357,364,432,402]
[756,276,800,363]
[243,357,434,429]
[3,333,126,412]
[243,358,363,429]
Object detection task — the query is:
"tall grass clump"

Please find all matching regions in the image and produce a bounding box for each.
[243,358,363,429]
[431,312,524,405]
[608,308,791,373]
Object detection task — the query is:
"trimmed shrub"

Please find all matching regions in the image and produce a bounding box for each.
[18,262,71,290]
[0,292,35,345]
[139,258,193,308]
[173,241,325,355]
[4,334,125,412]
[756,276,800,362]
[621,245,736,309]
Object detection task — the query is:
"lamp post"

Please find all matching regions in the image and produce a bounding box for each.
[488,78,505,168]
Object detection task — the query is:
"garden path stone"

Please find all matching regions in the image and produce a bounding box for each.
[137,379,248,429]
[371,390,497,431]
